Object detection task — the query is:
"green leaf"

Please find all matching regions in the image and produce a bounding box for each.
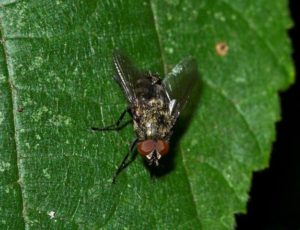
[0,0,294,229]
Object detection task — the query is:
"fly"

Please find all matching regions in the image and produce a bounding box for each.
[92,50,198,182]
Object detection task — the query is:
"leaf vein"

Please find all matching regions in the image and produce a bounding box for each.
[0,17,27,228]
[149,0,167,75]
[203,79,263,162]
[180,146,203,227]
[149,1,202,225]
[219,0,291,82]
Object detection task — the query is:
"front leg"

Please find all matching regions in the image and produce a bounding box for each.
[91,107,130,131]
[112,138,138,184]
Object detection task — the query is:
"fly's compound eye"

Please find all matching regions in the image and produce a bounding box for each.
[137,140,156,156]
[137,139,169,158]
[156,140,169,156]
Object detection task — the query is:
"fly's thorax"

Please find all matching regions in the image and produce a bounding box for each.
[132,98,176,140]
[134,75,161,100]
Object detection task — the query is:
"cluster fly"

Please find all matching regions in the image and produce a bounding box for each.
[92,50,198,182]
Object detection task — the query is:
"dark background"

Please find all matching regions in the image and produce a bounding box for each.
[236,1,300,229]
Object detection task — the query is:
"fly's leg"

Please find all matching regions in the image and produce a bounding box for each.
[91,107,136,183]
[112,138,138,184]
[91,108,130,131]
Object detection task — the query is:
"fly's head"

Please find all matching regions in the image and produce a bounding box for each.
[137,139,169,166]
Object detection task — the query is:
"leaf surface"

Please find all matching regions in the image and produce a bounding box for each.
[0,0,294,229]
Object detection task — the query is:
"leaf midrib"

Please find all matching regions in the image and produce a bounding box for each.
[147,0,272,226]
[0,18,27,228]
[149,0,203,227]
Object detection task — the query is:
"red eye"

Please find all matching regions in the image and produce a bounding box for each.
[137,140,156,156]
[156,140,169,156]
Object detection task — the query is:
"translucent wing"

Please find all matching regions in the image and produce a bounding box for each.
[113,50,141,103]
[162,57,198,117]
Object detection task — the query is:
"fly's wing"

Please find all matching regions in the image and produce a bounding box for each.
[113,50,141,103]
[162,57,198,118]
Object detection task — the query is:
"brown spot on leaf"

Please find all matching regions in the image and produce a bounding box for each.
[215,42,229,56]
[17,107,24,112]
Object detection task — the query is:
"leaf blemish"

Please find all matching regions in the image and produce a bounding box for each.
[214,12,226,21]
[17,107,24,112]
[25,143,30,149]
[49,114,72,126]
[32,106,49,122]
[43,168,51,179]
[0,112,4,124]
[47,210,56,219]
[0,160,11,172]
[215,42,229,56]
